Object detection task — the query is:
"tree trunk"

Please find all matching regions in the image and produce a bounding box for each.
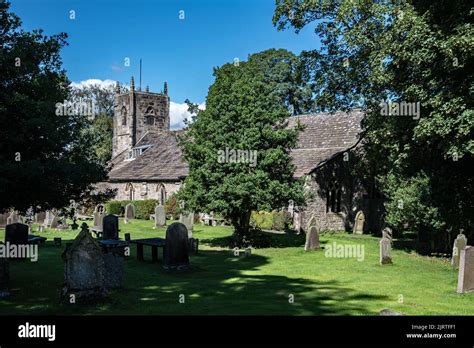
[232,210,252,247]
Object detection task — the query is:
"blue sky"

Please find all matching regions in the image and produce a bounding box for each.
[10,0,319,127]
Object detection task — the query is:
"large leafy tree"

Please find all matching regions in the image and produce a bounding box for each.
[0,1,110,213]
[178,49,311,244]
[274,0,473,251]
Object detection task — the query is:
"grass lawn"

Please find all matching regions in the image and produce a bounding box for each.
[0,218,472,315]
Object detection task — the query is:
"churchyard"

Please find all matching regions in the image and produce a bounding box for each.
[0,217,472,315]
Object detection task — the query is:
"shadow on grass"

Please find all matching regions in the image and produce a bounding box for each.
[0,241,389,315]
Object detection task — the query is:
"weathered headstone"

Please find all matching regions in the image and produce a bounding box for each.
[380,237,392,265]
[0,213,8,227]
[34,212,46,225]
[124,203,135,224]
[457,246,474,293]
[5,223,29,245]
[293,211,302,234]
[451,233,468,269]
[43,211,59,229]
[382,227,393,243]
[353,210,365,234]
[304,215,320,251]
[163,222,189,271]
[92,211,105,232]
[0,254,9,298]
[61,224,107,301]
[102,214,119,240]
[154,205,166,228]
[179,212,194,237]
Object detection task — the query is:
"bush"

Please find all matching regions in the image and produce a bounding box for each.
[251,210,292,231]
[105,201,122,215]
[134,199,158,219]
[165,193,179,220]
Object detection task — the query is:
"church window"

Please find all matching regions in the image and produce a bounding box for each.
[326,179,342,213]
[125,183,135,201]
[156,184,166,205]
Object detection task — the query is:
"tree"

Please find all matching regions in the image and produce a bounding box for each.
[273,0,474,252]
[70,83,127,165]
[0,1,112,213]
[178,49,310,245]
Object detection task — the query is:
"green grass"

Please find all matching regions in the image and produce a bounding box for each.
[0,219,472,315]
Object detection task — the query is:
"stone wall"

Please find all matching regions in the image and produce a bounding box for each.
[105,181,181,202]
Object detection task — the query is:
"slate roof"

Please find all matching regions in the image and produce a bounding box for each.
[288,110,364,177]
[107,111,363,182]
[107,130,189,182]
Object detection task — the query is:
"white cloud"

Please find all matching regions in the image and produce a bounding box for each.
[70,79,117,89]
[170,101,205,130]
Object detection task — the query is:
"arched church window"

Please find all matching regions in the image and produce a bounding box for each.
[145,106,155,125]
[326,179,341,213]
[125,182,135,201]
[156,184,166,205]
[121,106,127,126]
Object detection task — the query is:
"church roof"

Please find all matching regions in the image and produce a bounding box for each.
[107,130,189,182]
[107,110,363,182]
[288,110,364,177]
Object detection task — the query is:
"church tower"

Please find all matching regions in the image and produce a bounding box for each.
[113,77,170,158]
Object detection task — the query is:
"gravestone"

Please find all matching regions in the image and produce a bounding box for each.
[103,251,124,289]
[94,204,105,214]
[382,227,393,244]
[451,233,468,269]
[304,216,320,251]
[457,246,474,293]
[380,237,392,265]
[0,214,8,227]
[92,211,105,232]
[43,211,59,229]
[353,211,365,234]
[163,222,189,271]
[124,203,135,224]
[102,214,119,240]
[188,238,199,254]
[179,212,194,237]
[5,223,29,245]
[293,211,302,234]
[61,224,107,301]
[6,211,20,225]
[34,212,46,225]
[0,254,9,298]
[154,205,166,228]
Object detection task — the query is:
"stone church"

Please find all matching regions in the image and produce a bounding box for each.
[103,77,383,233]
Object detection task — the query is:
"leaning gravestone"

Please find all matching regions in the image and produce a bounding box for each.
[353,211,365,234]
[380,237,392,265]
[102,214,119,240]
[0,252,10,298]
[457,246,474,293]
[61,224,107,301]
[163,222,190,271]
[451,233,468,269]
[304,215,320,251]
[154,205,166,228]
[179,212,194,237]
[124,203,135,224]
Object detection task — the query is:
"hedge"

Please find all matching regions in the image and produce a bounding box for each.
[105,199,159,219]
[250,210,292,231]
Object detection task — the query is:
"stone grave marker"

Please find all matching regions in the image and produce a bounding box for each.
[102,214,119,240]
[34,212,46,225]
[163,222,189,271]
[380,237,392,265]
[353,210,365,234]
[0,213,8,227]
[154,205,166,228]
[124,203,135,224]
[304,215,320,251]
[451,233,468,269]
[5,223,29,245]
[457,246,474,293]
[382,227,393,244]
[61,224,107,301]
[103,250,124,289]
[92,211,105,232]
[6,211,20,225]
[179,212,194,237]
